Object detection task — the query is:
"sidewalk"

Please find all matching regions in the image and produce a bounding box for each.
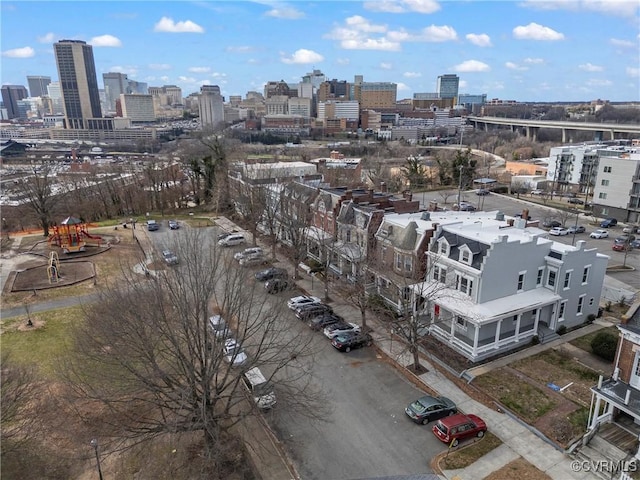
[243,225,603,480]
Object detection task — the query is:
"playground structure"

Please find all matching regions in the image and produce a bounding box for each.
[48,216,103,254]
[48,251,60,283]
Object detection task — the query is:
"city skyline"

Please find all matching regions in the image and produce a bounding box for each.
[1,0,639,103]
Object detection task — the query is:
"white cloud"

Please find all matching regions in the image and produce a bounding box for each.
[177,75,197,83]
[90,35,122,47]
[1,46,35,58]
[280,48,324,64]
[109,65,138,75]
[189,67,211,73]
[363,0,441,14]
[226,46,254,53]
[211,72,227,78]
[627,67,640,77]
[154,17,204,33]
[454,60,490,72]
[344,15,387,34]
[149,63,172,70]
[513,23,564,41]
[466,33,492,47]
[579,63,603,72]
[505,62,528,71]
[341,38,400,51]
[388,25,457,42]
[264,6,304,19]
[380,62,393,70]
[37,32,56,44]
[160,75,170,82]
[459,80,467,90]
[521,0,639,18]
[523,57,544,64]
[396,82,410,91]
[403,71,422,78]
[336,58,350,65]
[586,78,613,87]
[610,38,635,48]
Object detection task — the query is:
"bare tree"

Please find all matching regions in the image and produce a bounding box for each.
[62,229,327,468]
[16,162,59,236]
[277,182,315,279]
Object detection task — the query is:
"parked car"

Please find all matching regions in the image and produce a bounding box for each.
[590,229,610,239]
[549,227,569,236]
[295,303,333,321]
[308,313,344,331]
[623,226,639,234]
[218,233,245,247]
[234,247,263,261]
[323,322,361,339]
[476,189,490,196]
[168,219,179,229]
[613,242,632,252]
[162,249,179,265]
[265,278,290,294]
[255,267,288,282]
[432,413,487,447]
[222,338,248,366]
[405,395,458,425]
[568,198,584,205]
[631,239,640,249]
[614,235,636,245]
[531,189,544,195]
[600,218,618,228]
[542,219,562,229]
[217,231,238,241]
[458,203,476,212]
[147,219,159,231]
[208,314,232,339]
[287,295,321,310]
[568,225,585,234]
[331,331,373,352]
[239,256,267,267]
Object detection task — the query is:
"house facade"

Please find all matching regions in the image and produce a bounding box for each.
[412,214,608,362]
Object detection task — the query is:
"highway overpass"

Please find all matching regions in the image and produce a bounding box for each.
[467,116,640,142]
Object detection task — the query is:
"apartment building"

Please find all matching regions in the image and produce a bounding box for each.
[119,94,155,122]
[591,147,640,223]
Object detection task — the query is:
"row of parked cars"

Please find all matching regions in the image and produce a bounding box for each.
[286,295,372,352]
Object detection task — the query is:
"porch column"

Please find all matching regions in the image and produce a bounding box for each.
[590,396,602,429]
[450,316,455,338]
[494,319,502,349]
[515,314,522,342]
[473,324,480,357]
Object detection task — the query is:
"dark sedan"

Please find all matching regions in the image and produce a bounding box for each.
[255,267,288,282]
[265,278,289,294]
[404,395,457,425]
[308,313,343,331]
[331,332,373,352]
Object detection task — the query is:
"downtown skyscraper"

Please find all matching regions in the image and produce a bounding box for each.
[54,39,102,129]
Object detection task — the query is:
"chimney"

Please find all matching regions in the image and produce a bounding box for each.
[522,209,529,220]
[380,182,387,192]
[507,219,515,227]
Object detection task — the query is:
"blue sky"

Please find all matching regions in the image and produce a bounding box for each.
[2,0,639,102]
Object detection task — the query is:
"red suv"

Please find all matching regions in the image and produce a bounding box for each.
[432,413,487,447]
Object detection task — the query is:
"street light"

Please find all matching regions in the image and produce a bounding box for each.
[89,438,104,480]
[571,208,580,246]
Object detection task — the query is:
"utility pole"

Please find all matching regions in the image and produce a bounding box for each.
[457,164,464,208]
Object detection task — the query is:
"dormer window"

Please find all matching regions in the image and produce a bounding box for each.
[459,246,472,265]
[437,239,449,256]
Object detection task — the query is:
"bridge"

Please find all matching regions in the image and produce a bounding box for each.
[467,116,640,142]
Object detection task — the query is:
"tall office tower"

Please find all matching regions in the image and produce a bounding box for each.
[198,85,224,128]
[54,39,102,129]
[127,79,148,95]
[27,76,51,97]
[120,94,155,122]
[437,74,459,100]
[1,85,28,119]
[103,72,128,112]
[47,81,64,114]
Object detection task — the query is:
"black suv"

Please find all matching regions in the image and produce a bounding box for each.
[255,267,288,282]
[308,313,343,331]
[331,332,373,352]
[295,303,333,321]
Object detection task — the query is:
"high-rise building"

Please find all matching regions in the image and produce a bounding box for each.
[103,72,149,112]
[437,74,459,100]
[27,76,52,97]
[198,85,224,128]
[119,94,155,122]
[47,82,64,114]
[54,39,102,129]
[1,85,29,119]
[149,85,182,106]
[350,76,397,109]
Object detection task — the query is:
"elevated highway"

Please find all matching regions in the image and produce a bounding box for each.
[467,116,640,142]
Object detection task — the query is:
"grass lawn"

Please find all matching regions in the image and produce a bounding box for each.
[473,369,556,424]
[439,431,502,470]
[570,325,619,353]
[1,305,83,377]
[484,457,552,480]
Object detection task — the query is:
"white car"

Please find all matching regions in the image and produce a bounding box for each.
[549,227,569,236]
[287,295,321,310]
[531,189,544,195]
[223,339,248,366]
[590,229,609,239]
[234,247,263,261]
[323,322,361,339]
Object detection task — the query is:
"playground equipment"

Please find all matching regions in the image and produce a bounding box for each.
[48,216,103,253]
[48,251,60,283]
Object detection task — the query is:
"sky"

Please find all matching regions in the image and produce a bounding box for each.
[1,0,639,103]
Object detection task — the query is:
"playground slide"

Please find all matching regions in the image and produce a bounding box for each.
[80,228,102,240]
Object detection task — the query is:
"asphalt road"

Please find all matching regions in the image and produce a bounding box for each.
[416,189,640,291]
[147,222,447,480]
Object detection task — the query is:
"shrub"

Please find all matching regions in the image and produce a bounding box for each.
[557,325,567,336]
[605,301,612,312]
[586,314,596,324]
[531,335,540,345]
[590,331,618,362]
